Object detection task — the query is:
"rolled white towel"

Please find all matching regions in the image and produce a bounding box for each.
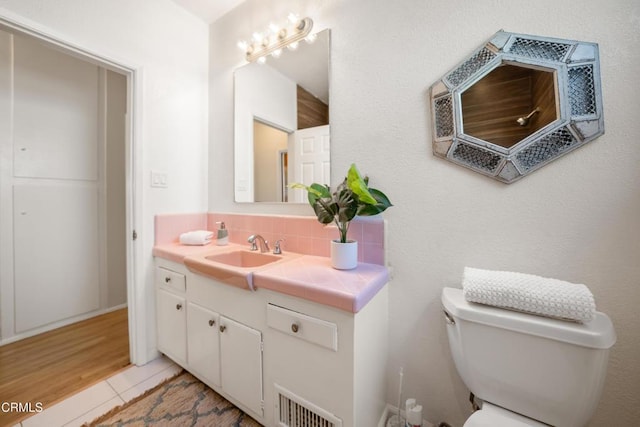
[462,267,596,323]
[179,230,213,246]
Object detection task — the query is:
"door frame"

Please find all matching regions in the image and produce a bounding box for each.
[0,12,143,364]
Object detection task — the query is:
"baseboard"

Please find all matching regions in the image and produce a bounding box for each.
[0,303,128,346]
[378,403,434,427]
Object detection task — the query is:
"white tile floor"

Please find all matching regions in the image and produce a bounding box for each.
[14,356,181,427]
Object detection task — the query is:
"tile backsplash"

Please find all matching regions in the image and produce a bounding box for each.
[155,212,386,265]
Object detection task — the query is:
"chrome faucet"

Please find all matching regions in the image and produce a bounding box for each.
[247,234,270,253]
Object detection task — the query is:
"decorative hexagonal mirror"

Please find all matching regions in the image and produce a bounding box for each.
[429,30,604,183]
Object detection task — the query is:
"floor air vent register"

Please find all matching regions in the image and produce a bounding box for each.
[275,384,343,427]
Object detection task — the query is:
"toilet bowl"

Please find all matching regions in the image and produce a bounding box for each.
[464,402,548,426]
[442,287,616,427]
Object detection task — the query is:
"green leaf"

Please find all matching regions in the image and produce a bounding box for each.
[312,197,337,224]
[335,188,358,223]
[308,183,331,200]
[289,182,330,208]
[357,188,393,216]
[346,164,377,205]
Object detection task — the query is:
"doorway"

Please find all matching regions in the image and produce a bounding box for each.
[0,15,139,422]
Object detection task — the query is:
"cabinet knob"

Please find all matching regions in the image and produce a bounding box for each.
[165,277,171,283]
[291,323,299,333]
[209,319,215,327]
[176,303,182,310]
[219,325,226,333]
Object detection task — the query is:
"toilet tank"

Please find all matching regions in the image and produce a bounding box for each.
[441,287,616,427]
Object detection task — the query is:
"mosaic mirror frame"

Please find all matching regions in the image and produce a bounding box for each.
[429,30,604,183]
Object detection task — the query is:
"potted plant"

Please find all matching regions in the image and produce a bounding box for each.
[290,163,392,269]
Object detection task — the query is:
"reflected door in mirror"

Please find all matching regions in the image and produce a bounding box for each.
[234,29,330,203]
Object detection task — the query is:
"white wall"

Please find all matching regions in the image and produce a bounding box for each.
[210,0,640,425]
[253,121,288,202]
[234,62,295,202]
[0,0,209,361]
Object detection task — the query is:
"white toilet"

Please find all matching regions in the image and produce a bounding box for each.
[441,287,616,427]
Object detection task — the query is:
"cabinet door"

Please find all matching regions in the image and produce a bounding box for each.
[156,288,186,365]
[220,316,263,417]
[187,302,221,387]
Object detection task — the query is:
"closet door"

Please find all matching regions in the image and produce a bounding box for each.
[12,35,100,333]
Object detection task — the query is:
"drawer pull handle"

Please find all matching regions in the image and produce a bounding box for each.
[176,303,182,310]
[219,325,227,333]
[291,323,299,333]
[208,319,215,327]
[165,277,171,283]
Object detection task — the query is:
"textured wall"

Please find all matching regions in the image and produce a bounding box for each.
[210,0,640,425]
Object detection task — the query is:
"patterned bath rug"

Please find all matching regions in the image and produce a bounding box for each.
[86,371,261,426]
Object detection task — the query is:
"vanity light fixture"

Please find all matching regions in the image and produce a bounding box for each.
[238,14,314,63]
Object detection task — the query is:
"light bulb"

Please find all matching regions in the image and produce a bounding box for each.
[257,56,267,64]
[287,13,299,24]
[269,22,280,34]
[252,32,263,43]
[272,48,283,58]
[287,41,299,51]
[305,33,317,44]
[237,40,248,51]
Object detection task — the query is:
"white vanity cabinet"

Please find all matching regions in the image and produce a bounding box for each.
[187,271,266,419]
[187,304,263,416]
[155,259,266,421]
[155,265,187,366]
[155,256,389,427]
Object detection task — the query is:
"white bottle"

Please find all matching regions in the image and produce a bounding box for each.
[405,399,422,427]
[216,221,228,246]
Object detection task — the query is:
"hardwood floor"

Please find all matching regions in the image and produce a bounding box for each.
[0,308,130,426]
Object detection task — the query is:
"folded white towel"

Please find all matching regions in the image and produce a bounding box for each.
[462,267,596,323]
[179,230,213,246]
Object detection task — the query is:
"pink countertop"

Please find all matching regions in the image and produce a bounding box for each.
[153,243,388,313]
[253,255,388,313]
[153,242,221,264]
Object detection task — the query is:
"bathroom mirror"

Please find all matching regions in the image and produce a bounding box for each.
[234,29,330,203]
[429,30,604,183]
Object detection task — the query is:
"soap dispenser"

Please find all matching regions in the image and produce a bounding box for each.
[216,221,228,246]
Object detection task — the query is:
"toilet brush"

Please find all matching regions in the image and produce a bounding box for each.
[386,367,404,427]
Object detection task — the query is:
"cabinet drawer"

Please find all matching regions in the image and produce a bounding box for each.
[156,266,186,293]
[267,304,337,352]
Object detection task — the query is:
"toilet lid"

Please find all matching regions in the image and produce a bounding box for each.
[463,403,548,427]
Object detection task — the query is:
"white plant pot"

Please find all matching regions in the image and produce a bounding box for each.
[331,240,358,270]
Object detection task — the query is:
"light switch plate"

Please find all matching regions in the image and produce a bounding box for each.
[151,171,168,188]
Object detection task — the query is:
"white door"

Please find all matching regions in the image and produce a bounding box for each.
[220,316,263,417]
[289,125,330,202]
[187,302,221,387]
